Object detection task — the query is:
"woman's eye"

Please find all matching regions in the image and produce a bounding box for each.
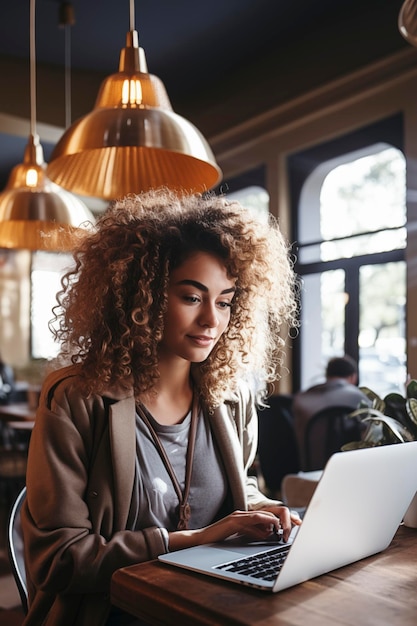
[184,295,201,303]
[217,301,232,309]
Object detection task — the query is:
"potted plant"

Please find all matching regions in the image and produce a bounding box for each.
[343,379,417,527]
[343,380,417,448]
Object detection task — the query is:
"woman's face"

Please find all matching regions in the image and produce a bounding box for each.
[159,251,236,364]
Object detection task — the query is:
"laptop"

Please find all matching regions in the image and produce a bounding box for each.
[159,441,417,592]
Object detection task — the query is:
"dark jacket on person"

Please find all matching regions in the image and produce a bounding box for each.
[292,379,369,470]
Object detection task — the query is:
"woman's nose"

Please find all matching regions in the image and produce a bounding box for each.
[198,303,219,327]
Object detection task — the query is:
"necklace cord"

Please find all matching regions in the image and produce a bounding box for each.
[136,392,199,531]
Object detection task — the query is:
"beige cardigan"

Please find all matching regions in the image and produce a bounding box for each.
[21,364,278,626]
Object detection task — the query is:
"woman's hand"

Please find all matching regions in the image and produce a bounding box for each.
[168,508,296,552]
[258,504,303,541]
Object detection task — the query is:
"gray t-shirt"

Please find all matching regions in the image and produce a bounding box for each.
[128,407,229,532]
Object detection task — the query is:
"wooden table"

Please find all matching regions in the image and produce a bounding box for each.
[0,402,36,422]
[6,420,35,431]
[111,524,417,626]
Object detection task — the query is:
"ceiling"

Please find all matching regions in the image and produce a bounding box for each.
[0,0,410,195]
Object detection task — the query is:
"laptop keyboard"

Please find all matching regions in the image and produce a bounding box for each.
[214,545,290,581]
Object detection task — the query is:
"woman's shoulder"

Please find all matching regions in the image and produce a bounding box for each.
[42,363,83,394]
[41,363,134,405]
[222,379,256,415]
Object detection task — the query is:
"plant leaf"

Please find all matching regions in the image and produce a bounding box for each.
[341,440,374,451]
[361,420,386,446]
[383,393,409,427]
[359,387,385,413]
[407,379,417,400]
[384,392,406,408]
[345,384,417,449]
[362,415,414,443]
[349,407,385,420]
[405,398,417,435]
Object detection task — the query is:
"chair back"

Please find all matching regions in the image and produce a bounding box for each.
[304,405,361,471]
[258,394,300,492]
[7,485,28,614]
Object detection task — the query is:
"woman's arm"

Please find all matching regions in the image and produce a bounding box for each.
[22,375,166,597]
[168,507,293,551]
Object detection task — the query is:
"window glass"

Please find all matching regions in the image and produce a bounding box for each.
[227,185,269,223]
[296,143,406,397]
[298,146,406,263]
[300,270,346,388]
[31,251,73,359]
[359,261,406,396]
[321,147,405,238]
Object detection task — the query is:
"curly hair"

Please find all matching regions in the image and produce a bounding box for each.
[52,188,299,409]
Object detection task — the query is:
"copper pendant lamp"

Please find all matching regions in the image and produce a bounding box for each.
[399,0,417,46]
[0,135,94,251]
[46,0,222,200]
[0,0,94,252]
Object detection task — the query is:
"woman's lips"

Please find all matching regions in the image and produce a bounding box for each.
[187,334,215,346]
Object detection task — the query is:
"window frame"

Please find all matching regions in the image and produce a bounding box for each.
[289,115,405,391]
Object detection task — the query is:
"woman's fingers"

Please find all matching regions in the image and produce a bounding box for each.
[173,508,298,549]
[290,511,303,526]
[257,505,302,542]
[234,510,281,539]
[221,510,282,542]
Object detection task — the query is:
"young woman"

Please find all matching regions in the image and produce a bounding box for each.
[21,188,300,625]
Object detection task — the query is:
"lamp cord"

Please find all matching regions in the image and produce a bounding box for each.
[130,0,135,31]
[29,0,37,138]
[64,21,72,128]
[59,2,75,128]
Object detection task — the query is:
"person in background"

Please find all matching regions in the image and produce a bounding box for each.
[0,351,15,404]
[292,355,369,470]
[21,188,301,626]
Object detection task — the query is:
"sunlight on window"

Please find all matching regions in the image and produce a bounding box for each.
[31,252,74,359]
[319,147,406,260]
[321,270,347,356]
[358,261,406,396]
[299,146,406,263]
[298,143,406,396]
[227,186,269,223]
[321,147,405,238]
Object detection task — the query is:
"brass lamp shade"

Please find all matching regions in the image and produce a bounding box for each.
[399,0,417,46]
[47,31,222,200]
[0,134,94,251]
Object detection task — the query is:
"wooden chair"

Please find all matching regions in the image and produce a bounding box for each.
[7,486,28,615]
[257,394,300,494]
[0,422,28,506]
[281,470,322,509]
[304,405,362,471]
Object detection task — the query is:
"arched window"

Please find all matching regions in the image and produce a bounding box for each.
[291,116,406,397]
